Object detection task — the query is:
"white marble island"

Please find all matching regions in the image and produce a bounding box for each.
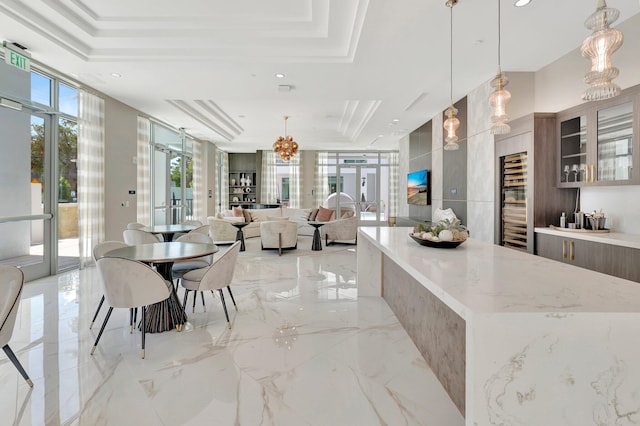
[357,226,640,426]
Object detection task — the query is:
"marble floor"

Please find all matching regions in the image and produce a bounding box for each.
[0,236,463,426]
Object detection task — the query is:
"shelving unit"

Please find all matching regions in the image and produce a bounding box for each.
[229,171,257,207]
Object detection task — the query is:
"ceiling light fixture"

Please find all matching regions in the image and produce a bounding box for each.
[514,0,531,7]
[110,73,121,78]
[581,0,623,101]
[443,0,460,151]
[273,116,298,161]
[489,0,512,135]
[275,73,285,78]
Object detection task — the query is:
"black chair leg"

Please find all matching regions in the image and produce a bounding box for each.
[192,290,197,313]
[133,308,138,332]
[2,345,33,387]
[226,286,238,311]
[90,295,105,329]
[129,308,134,333]
[141,306,146,359]
[200,292,206,312]
[183,289,189,313]
[91,307,113,355]
[218,289,231,329]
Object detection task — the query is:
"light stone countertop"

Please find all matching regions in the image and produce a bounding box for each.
[359,226,640,319]
[535,226,640,249]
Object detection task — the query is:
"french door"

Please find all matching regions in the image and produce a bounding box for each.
[0,108,55,281]
[335,164,384,225]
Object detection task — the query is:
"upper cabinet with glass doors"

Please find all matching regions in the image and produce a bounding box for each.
[557,87,639,188]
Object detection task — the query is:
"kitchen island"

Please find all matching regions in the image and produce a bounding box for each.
[357,226,640,425]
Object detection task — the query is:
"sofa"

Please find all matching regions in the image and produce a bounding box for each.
[208,206,358,245]
[208,207,314,244]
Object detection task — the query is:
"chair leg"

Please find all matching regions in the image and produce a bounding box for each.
[141,306,146,359]
[218,289,231,329]
[192,290,197,313]
[183,289,189,312]
[91,307,113,355]
[129,308,134,333]
[2,345,33,387]
[133,308,138,332]
[90,295,105,329]
[200,292,206,312]
[227,286,238,311]
[278,233,282,256]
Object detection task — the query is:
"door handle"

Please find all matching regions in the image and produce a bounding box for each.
[570,241,574,261]
[562,240,567,259]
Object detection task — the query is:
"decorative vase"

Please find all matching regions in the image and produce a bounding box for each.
[246,176,252,186]
[231,178,236,186]
[240,174,246,186]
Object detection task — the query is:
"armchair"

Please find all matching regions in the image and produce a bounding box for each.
[323,215,358,245]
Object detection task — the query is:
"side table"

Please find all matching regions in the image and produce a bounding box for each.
[309,222,325,251]
[231,222,249,252]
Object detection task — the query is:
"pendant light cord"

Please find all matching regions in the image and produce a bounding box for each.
[449,4,453,103]
[497,0,501,69]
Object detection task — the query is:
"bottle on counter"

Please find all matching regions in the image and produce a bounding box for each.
[560,212,566,228]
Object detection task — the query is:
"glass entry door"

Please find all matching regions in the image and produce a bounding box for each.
[336,164,383,225]
[0,109,54,281]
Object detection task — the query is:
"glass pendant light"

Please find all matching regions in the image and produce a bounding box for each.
[489,0,511,135]
[581,0,623,101]
[443,0,459,151]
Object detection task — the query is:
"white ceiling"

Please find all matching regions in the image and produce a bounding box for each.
[1,0,639,152]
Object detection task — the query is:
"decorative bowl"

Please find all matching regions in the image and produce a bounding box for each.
[409,233,465,249]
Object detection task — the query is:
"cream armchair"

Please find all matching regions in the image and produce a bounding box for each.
[260,221,298,255]
[323,215,358,245]
[208,217,239,244]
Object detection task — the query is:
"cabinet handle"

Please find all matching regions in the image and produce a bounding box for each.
[570,241,574,261]
[562,240,567,259]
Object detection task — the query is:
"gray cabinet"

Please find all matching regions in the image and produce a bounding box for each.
[557,85,640,188]
[535,232,640,282]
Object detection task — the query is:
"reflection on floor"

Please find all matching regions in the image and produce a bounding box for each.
[0,236,463,425]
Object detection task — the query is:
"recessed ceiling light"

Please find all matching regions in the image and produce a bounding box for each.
[392,118,400,123]
[514,0,531,7]
[110,72,121,78]
[275,73,285,78]
[378,134,384,138]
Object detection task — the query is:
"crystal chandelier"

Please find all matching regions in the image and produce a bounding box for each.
[489,0,511,135]
[581,0,623,101]
[273,115,298,161]
[443,0,460,151]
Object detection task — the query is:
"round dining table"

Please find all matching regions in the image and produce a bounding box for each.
[140,224,197,242]
[104,242,218,333]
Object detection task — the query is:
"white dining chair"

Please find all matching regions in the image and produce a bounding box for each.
[181,241,241,329]
[172,232,215,312]
[126,222,146,230]
[123,229,161,245]
[171,220,205,241]
[91,241,128,330]
[93,257,172,359]
[0,265,33,387]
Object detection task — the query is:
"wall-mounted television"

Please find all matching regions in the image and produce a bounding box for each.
[407,169,430,205]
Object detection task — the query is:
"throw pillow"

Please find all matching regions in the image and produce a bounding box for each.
[243,209,252,223]
[232,206,244,217]
[309,208,319,221]
[341,210,355,219]
[316,206,335,222]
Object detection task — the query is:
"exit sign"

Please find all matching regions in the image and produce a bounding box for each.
[3,42,31,72]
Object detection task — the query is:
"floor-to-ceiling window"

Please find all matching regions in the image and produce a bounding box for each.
[0,63,79,280]
[150,123,194,224]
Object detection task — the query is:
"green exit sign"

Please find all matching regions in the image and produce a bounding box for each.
[3,42,31,72]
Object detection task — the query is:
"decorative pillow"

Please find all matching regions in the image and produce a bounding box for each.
[316,206,335,222]
[232,206,244,217]
[309,208,319,221]
[243,209,252,223]
[433,208,457,223]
